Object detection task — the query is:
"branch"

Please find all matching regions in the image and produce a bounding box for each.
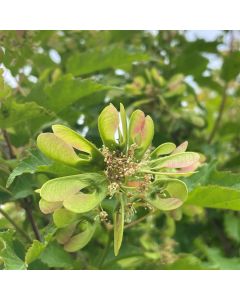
[0,207,31,243]
[124,210,156,229]
[101,210,155,231]
[22,198,42,241]
[207,83,228,144]
[1,129,15,159]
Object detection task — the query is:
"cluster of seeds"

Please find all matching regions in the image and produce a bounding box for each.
[101,144,154,205]
[101,144,141,195]
[102,144,139,179]
[138,174,153,193]
[99,210,109,222]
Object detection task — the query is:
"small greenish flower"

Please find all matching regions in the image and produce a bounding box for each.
[36,103,200,255]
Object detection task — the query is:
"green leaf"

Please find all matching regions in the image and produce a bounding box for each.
[146,179,188,211]
[184,161,240,192]
[102,244,144,269]
[25,224,57,266]
[151,142,176,158]
[40,242,74,269]
[66,47,149,76]
[187,185,240,211]
[184,161,240,211]
[25,240,47,265]
[174,50,208,79]
[0,101,52,129]
[0,230,26,270]
[221,52,240,81]
[114,196,125,256]
[64,220,96,252]
[30,74,112,113]
[53,208,78,228]
[207,168,240,189]
[25,224,58,267]
[9,174,36,200]
[6,149,51,188]
[129,110,154,159]
[40,173,108,213]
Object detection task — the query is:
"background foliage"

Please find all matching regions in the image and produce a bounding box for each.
[0,30,240,270]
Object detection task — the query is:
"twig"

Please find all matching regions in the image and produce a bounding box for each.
[1,129,15,159]
[22,198,42,241]
[0,207,31,243]
[207,83,228,144]
[124,210,156,229]
[101,209,156,231]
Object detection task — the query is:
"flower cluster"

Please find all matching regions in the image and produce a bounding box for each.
[36,103,201,255]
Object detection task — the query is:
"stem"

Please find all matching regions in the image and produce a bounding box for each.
[208,83,228,144]
[1,129,42,241]
[22,198,42,241]
[1,129,15,159]
[0,207,31,243]
[101,206,156,231]
[124,210,156,229]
